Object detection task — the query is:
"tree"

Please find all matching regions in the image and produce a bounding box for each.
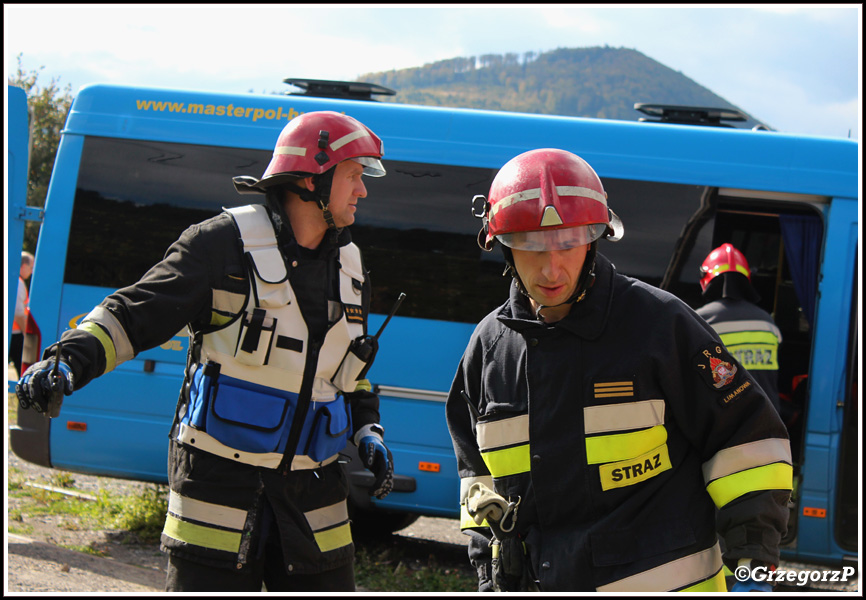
[7,53,73,253]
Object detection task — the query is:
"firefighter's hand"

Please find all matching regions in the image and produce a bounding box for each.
[16,358,75,418]
[356,424,393,499]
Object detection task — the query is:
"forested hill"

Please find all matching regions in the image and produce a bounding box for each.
[357,46,765,128]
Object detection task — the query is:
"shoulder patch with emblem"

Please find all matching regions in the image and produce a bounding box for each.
[693,342,740,391]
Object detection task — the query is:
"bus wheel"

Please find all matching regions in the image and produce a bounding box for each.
[349,504,420,539]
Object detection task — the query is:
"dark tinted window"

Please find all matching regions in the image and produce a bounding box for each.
[66,137,707,324]
[599,178,707,288]
[356,160,506,322]
[66,137,266,287]
[66,139,508,323]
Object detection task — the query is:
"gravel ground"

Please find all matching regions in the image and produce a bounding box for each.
[6,442,168,593]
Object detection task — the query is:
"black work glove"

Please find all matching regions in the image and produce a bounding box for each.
[356,424,394,499]
[16,356,75,418]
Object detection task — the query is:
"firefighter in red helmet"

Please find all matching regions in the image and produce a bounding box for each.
[17,111,394,592]
[697,243,783,414]
[447,148,791,592]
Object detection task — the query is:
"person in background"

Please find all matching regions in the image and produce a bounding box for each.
[446,148,791,592]
[696,243,783,414]
[10,251,34,376]
[16,112,394,592]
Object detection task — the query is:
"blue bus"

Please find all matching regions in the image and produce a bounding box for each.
[8,81,858,565]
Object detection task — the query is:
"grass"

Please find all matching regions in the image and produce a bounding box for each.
[7,371,170,547]
[60,543,110,557]
[354,537,476,592]
[7,468,170,544]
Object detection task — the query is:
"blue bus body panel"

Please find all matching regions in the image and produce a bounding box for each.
[366,314,475,391]
[7,86,29,353]
[47,284,187,480]
[373,395,461,518]
[66,84,858,195]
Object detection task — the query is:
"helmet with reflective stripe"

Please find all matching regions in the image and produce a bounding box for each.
[233,111,385,194]
[700,243,751,290]
[475,148,623,251]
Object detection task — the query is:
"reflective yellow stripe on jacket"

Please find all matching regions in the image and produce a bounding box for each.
[475,414,530,478]
[711,320,782,371]
[162,490,247,554]
[702,438,793,508]
[305,500,353,553]
[584,400,672,490]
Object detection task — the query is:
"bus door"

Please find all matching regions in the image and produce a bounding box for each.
[795,196,858,563]
[663,187,858,565]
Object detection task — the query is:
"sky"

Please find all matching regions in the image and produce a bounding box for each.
[3,4,862,140]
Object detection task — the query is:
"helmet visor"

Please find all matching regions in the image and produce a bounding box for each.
[497,223,608,251]
[353,156,386,177]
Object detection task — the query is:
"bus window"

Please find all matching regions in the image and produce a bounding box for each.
[65,137,267,289]
[356,160,505,323]
[359,168,709,323]
[599,178,707,291]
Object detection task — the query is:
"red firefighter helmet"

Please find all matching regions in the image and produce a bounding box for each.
[700,243,751,290]
[476,148,623,251]
[233,111,385,193]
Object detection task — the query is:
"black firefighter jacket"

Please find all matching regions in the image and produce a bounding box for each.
[45,208,381,574]
[446,253,792,592]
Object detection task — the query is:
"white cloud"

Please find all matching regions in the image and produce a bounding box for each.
[4,3,859,139]
[536,5,605,34]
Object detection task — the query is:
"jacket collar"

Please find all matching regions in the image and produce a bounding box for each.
[497,252,615,340]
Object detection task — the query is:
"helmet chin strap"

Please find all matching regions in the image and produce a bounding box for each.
[280,168,338,231]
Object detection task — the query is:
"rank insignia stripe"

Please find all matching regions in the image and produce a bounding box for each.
[594,380,635,398]
[344,304,365,324]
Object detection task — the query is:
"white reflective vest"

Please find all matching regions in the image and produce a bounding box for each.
[178,204,368,469]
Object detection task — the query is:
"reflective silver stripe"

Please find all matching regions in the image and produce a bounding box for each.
[377,385,448,402]
[702,438,792,483]
[597,542,722,592]
[476,414,529,451]
[330,129,369,151]
[556,185,608,204]
[307,499,352,552]
[584,399,665,434]
[711,319,782,339]
[459,475,494,504]
[490,185,607,217]
[274,146,306,156]
[291,453,339,471]
[168,489,247,530]
[82,305,134,366]
[305,500,349,531]
[176,423,338,470]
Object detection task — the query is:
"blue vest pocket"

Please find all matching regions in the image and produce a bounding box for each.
[209,379,295,454]
[185,362,217,429]
[304,398,352,462]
